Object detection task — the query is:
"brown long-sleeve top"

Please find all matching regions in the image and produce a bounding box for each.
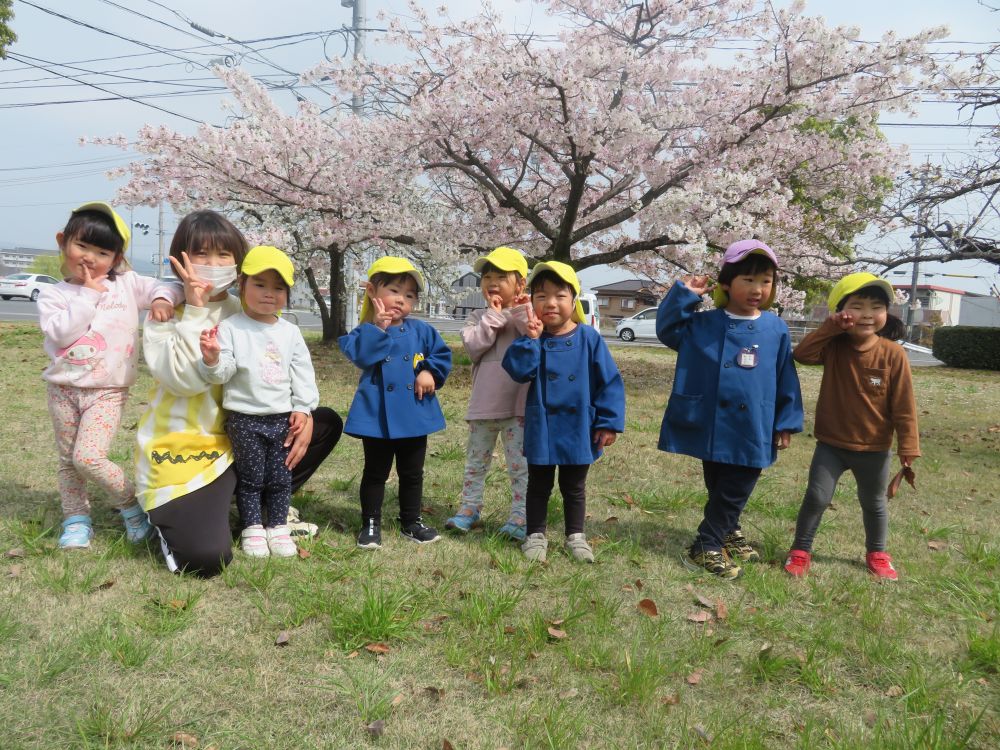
[793,319,920,456]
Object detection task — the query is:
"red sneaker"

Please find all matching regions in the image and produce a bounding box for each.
[866,551,898,581]
[784,549,811,577]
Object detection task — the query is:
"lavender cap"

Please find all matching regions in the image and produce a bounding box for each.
[722,239,778,268]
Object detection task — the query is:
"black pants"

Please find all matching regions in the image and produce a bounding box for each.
[525,464,590,536]
[692,460,762,552]
[149,407,343,576]
[359,436,427,525]
[225,412,293,528]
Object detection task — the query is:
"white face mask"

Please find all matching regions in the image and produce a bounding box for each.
[191,263,238,291]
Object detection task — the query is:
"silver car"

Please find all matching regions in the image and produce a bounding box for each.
[615,307,659,341]
[0,273,59,301]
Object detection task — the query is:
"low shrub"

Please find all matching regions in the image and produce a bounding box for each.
[932,326,1000,370]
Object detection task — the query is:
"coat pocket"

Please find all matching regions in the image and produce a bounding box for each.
[666,393,702,429]
[861,368,888,397]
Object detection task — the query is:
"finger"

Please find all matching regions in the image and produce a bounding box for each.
[169,255,187,279]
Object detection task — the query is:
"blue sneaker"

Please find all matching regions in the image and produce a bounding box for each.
[59,515,94,549]
[498,520,527,541]
[444,507,480,532]
[120,503,154,543]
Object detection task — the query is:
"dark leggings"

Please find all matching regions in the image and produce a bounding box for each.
[691,460,762,552]
[148,407,343,576]
[359,436,427,525]
[525,464,590,536]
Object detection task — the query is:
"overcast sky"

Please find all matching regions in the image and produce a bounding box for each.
[1,0,998,294]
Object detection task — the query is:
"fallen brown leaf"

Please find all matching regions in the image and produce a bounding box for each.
[365,719,385,738]
[391,694,404,707]
[347,650,359,659]
[686,611,712,624]
[297,547,311,559]
[634,578,644,590]
[637,598,659,617]
[549,618,565,626]
[714,599,728,621]
[504,625,516,634]
[927,540,948,551]
[4,548,25,559]
[90,579,115,592]
[686,585,715,610]
[366,642,391,655]
[170,731,199,748]
[275,630,290,647]
[605,516,619,523]
[686,668,704,686]
[547,626,567,640]
[442,741,455,750]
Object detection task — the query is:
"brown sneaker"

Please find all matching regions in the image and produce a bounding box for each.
[723,530,760,562]
[682,548,742,580]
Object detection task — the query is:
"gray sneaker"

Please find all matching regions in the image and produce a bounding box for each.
[564,533,594,563]
[521,533,548,562]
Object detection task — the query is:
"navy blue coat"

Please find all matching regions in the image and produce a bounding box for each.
[502,324,625,465]
[339,319,451,439]
[656,282,803,468]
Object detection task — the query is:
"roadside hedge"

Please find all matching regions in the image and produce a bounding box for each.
[932,326,1000,370]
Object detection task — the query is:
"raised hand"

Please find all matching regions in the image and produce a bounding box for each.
[169,252,215,308]
[200,325,221,365]
[525,304,543,339]
[513,292,531,307]
[682,274,714,297]
[831,311,855,330]
[415,369,436,400]
[80,264,109,294]
[371,296,393,330]
[488,294,504,312]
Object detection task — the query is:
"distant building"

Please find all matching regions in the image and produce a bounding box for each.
[891,284,966,327]
[1,245,57,275]
[958,293,1000,327]
[450,271,483,318]
[590,279,660,321]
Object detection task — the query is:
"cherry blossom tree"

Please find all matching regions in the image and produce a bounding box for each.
[101,0,951,320]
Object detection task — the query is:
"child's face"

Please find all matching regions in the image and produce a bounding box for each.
[531,278,577,335]
[58,232,119,283]
[841,294,887,343]
[369,275,419,326]
[242,269,288,321]
[721,269,774,316]
[187,244,237,267]
[480,269,524,307]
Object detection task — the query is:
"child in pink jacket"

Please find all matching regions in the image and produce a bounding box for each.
[38,202,181,549]
[445,247,532,540]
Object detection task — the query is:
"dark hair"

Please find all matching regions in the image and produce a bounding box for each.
[717,254,776,287]
[836,286,907,340]
[369,272,420,296]
[529,269,574,295]
[61,210,125,279]
[170,210,249,266]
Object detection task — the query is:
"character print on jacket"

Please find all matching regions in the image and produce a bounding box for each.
[261,341,288,385]
[57,332,109,380]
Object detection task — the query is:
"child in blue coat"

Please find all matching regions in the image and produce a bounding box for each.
[657,239,803,579]
[502,261,625,563]
[339,257,452,549]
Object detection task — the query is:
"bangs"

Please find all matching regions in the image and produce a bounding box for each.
[170,211,249,266]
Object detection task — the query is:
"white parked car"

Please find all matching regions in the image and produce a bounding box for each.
[578,292,601,330]
[0,273,59,301]
[615,307,659,341]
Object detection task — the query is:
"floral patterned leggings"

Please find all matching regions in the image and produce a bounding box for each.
[46,383,133,518]
[457,417,527,525]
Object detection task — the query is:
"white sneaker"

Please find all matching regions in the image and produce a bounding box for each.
[565,533,594,563]
[240,525,269,557]
[266,525,297,558]
[521,532,548,562]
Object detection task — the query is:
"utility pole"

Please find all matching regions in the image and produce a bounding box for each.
[342,0,366,329]
[157,202,165,279]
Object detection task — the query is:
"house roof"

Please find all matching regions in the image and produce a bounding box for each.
[591,279,656,294]
[892,284,966,296]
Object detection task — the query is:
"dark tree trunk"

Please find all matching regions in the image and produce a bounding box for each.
[303,243,347,343]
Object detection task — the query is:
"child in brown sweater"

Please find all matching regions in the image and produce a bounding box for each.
[784,273,919,580]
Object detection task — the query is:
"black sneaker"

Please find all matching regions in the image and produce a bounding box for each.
[723,529,761,562]
[357,518,382,549]
[400,519,440,544]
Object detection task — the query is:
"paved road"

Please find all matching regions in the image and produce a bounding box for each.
[1,300,944,363]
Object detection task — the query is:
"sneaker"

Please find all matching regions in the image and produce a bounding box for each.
[266,525,297,557]
[723,529,760,562]
[521,533,548,563]
[240,525,270,557]
[120,502,154,544]
[498,520,527,542]
[681,548,742,580]
[564,533,594,563]
[401,519,441,544]
[866,551,898,581]
[59,515,94,549]
[357,518,382,549]
[286,506,318,538]
[444,506,480,532]
[784,549,811,578]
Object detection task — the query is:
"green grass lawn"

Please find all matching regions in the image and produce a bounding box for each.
[0,321,997,749]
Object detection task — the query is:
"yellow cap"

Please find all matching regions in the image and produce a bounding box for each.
[828,272,894,312]
[361,256,425,323]
[73,201,131,251]
[526,260,585,324]
[472,246,528,278]
[241,246,295,287]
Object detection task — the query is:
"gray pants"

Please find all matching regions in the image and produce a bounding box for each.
[792,441,892,554]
